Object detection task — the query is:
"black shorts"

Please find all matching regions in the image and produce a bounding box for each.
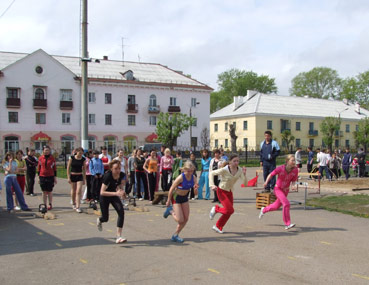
[40,176,55,192]
[70,174,84,182]
[171,194,189,204]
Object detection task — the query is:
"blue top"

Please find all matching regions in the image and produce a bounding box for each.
[177,173,194,190]
[89,157,104,175]
[221,155,228,162]
[342,152,352,166]
[308,151,314,165]
[260,140,280,165]
[3,161,18,177]
[201,158,211,171]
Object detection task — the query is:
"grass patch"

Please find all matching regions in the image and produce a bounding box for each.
[57,166,68,179]
[307,194,369,218]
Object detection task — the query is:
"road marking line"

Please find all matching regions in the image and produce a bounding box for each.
[55,243,62,247]
[147,219,154,222]
[106,229,113,233]
[120,283,126,285]
[320,241,332,245]
[352,274,369,280]
[88,222,95,226]
[37,232,44,235]
[47,222,64,226]
[287,256,297,260]
[80,259,88,264]
[208,268,220,274]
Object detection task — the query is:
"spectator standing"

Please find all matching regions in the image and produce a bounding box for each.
[25,149,38,196]
[127,149,137,197]
[99,146,111,173]
[14,150,27,209]
[160,148,174,192]
[307,146,314,178]
[294,148,302,173]
[89,150,104,202]
[355,148,366,177]
[329,153,339,179]
[38,146,57,210]
[67,147,86,213]
[172,151,183,181]
[317,149,331,180]
[189,152,198,200]
[134,149,149,200]
[198,149,211,200]
[143,150,159,202]
[342,148,352,180]
[209,149,221,203]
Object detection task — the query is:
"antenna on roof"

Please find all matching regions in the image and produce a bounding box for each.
[138,54,141,63]
[121,37,127,67]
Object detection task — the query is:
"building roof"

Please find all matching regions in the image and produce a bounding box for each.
[0,50,212,90]
[210,92,369,121]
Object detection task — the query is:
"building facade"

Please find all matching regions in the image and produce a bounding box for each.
[0,49,212,155]
[210,91,369,151]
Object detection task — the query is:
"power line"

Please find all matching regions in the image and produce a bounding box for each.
[0,0,16,19]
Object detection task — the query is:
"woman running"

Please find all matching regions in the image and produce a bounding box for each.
[209,154,247,234]
[259,154,298,230]
[67,147,86,213]
[96,160,127,244]
[163,161,198,243]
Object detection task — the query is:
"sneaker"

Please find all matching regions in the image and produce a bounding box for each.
[70,199,73,205]
[76,208,82,213]
[163,205,173,218]
[14,206,21,211]
[81,199,86,204]
[209,206,216,220]
[138,198,144,201]
[30,193,35,197]
[191,198,195,200]
[96,217,102,231]
[171,234,184,243]
[285,223,296,230]
[116,236,127,244]
[212,225,224,234]
[259,207,265,219]
[47,204,52,211]
[72,204,76,210]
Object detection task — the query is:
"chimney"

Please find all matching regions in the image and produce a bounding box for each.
[343,98,348,105]
[103,55,108,60]
[233,96,243,110]
[355,103,360,114]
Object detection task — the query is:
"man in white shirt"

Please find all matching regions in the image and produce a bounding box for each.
[317,148,331,180]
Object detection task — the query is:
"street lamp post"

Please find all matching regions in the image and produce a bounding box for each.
[190,102,200,151]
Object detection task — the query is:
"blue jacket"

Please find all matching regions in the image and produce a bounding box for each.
[89,157,104,175]
[342,153,352,166]
[308,151,314,165]
[260,140,280,165]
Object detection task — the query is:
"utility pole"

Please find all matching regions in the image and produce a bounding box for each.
[81,0,89,150]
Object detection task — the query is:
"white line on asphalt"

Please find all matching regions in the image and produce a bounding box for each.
[352,274,369,280]
[80,259,88,264]
[208,268,220,274]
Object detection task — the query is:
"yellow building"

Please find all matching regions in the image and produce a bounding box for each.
[210,91,369,151]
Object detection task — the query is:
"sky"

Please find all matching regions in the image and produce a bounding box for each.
[1,0,369,95]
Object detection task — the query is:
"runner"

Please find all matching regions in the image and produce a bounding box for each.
[38,146,57,210]
[96,160,127,244]
[258,154,298,230]
[209,154,247,234]
[163,161,198,243]
[67,147,86,213]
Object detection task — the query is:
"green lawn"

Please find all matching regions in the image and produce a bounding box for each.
[307,194,369,218]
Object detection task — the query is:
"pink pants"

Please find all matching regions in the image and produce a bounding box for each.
[215,188,234,231]
[263,187,291,226]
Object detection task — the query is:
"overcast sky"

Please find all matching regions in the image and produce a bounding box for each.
[1,0,369,95]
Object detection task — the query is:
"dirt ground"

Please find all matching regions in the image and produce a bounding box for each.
[298,176,369,193]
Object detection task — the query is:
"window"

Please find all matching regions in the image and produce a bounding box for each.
[191,137,198,148]
[232,122,236,129]
[281,119,290,131]
[62,113,71,124]
[296,122,301,131]
[225,139,229,148]
[128,95,136,104]
[60,89,72,101]
[309,122,314,130]
[215,139,219,148]
[105,114,112,125]
[149,116,157,126]
[36,113,46,124]
[345,140,350,148]
[104,136,116,155]
[105,93,112,104]
[309,139,314,147]
[8,112,18,123]
[243,138,248,147]
[170,97,177,106]
[214,123,218,132]
[35,66,43,74]
[191,98,197,107]
[34,88,45,99]
[267,120,273,130]
[128,115,135,126]
[225,122,228,131]
[356,125,359,132]
[88,92,96,103]
[88,114,96,124]
[335,139,339,148]
[149,94,156,106]
[243,120,248,130]
[345,124,350,133]
[124,136,137,153]
[296,139,301,148]
[88,136,96,150]
[61,136,75,155]
[7,88,19,98]
[192,118,197,127]
[4,136,19,153]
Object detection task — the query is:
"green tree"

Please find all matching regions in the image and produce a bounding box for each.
[210,69,277,113]
[281,130,295,153]
[340,71,369,109]
[353,117,369,152]
[155,112,194,149]
[320,117,341,151]
[290,67,341,99]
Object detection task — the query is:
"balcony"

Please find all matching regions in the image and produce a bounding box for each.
[33,98,47,109]
[148,105,160,114]
[6,98,21,108]
[126,103,138,113]
[168,105,181,113]
[60,100,73,110]
[280,128,291,133]
[308,130,318,136]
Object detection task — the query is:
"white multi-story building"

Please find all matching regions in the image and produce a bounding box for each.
[0,49,212,155]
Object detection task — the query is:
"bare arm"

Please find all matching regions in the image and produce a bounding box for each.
[166,175,183,206]
[100,182,125,198]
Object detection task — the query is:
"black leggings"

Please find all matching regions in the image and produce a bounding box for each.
[161,169,172,191]
[26,171,36,195]
[86,175,93,200]
[99,196,124,228]
[148,172,157,201]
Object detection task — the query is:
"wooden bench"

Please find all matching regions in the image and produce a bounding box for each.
[152,191,169,205]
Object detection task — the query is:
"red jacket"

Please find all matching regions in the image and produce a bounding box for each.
[38,155,57,177]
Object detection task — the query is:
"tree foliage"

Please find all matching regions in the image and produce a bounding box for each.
[156,112,194,149]
[340,71,369,109]
[210,69,277,113]
[200,127,210,150]
[353,117,369,152]
[281,130,295,153]
[320,117,341,151]
[290,67,341,99]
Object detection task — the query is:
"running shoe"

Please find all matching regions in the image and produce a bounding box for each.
[209,206,216,220]
[259,207,265,219]
[116,236,127,244]
[76,208,82,213]
[138,198,144,201]
[212,225,224,234]
[285,223,296,230]
[163,205,173,218]
[97,217,102,231]
[14,206,21,211]
[171,235,184,243]
[72,204,76,210]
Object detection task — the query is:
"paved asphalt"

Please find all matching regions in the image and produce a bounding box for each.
[0,170,369,285]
